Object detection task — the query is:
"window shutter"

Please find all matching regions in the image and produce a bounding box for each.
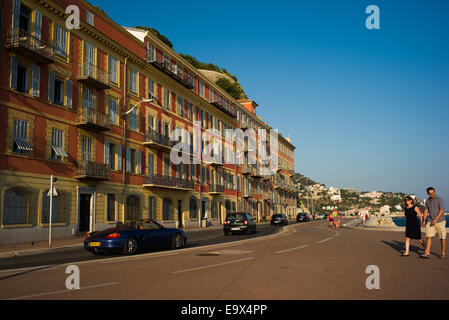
[104,142,110,165]
[48,72,55,102]
[31,65,40,97]
[10,56,18,90]
[12,0,20,29]
[126,147,131,172]
[137,150,141,174]
[65,80,72,108]
[117,144,122,171]
[33,11,42,40]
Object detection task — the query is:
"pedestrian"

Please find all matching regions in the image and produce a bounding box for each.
[328,213,333,228]
[421,187,446,259]
[337,211,341,229]
[401,196,425,256]
[332,210,338,230]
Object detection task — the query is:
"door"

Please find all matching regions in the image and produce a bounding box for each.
[177,200,183,228]
[79,194,91,233]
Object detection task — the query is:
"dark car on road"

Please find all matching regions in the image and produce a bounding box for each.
[223,212,256,235]
[270,214,288,226]
[296,213,310,223]
[84,219,187,255]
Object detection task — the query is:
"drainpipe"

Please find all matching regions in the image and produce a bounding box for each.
[122,57,127,223]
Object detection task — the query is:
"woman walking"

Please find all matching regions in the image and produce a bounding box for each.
[402,196,426,256]
[328,213,334,228]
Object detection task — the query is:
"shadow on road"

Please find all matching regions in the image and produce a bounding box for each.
[381,240,434,256]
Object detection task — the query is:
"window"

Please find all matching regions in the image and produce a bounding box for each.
[126,196,140,221]
[109,56,118,84]
[3,188,29,225]
[48,72,72,108]
[42,191,64,223]
[55,24,68,58]
[83,41,95,75]
[82,87,94,111]
[201,166,206,185]
[82,136,92,161]
[86,10,94,26]
[126,147,141,174]
[164,157,170,177]
[129,108,138,131]
[199,81,204,97]
[51,128,68,160]
[19,4,31,32]
[107,194,115,222]
[104,142,118,170]
[162,198,173,221]
[108,97,118,125]
[148,196,156,220]
[188,102,193,121]
[189,196,198,219]
[15,62,28,94]
[164,88,170,109]
[148,153,154,175]
[130,68,138,94]
[13,119,32,154]
[147,42,155,61]
[148,78,154,97]
[177,96,184,116]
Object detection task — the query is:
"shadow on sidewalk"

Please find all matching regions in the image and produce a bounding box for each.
[381,240,431,256]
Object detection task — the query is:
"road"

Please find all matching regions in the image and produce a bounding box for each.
[0,219,448,300]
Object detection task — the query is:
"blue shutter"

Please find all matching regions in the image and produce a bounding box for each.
[65,80,72,108]
[126,147,131,172]
[31,65,40,97]
[33,11,42,40]
[104,142,110,165]
[48,72,55,102]
[117,144,122,171]
[10,56,18,90]
[12,0,20,29]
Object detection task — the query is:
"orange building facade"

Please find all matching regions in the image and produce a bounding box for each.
[0,0,296,244]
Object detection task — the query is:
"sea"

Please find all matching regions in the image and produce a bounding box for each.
[392,215,449,227]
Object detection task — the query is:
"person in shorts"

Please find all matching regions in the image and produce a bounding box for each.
[421,187,446,259]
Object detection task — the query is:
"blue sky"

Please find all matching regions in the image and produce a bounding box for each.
[93,0,449,204]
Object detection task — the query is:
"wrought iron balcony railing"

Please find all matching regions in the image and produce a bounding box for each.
[146,55,195,90]
[143,130,176,150]
[143,174,195,190]
[5,28,55,64]
[76,109,110,131]
[209,184,225,194]
[77,61,111,89]
[75,160,109,180]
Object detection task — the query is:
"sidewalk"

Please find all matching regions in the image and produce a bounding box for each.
[0,222,269,259]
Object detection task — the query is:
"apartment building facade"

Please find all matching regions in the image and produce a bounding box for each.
[0,0,297,244]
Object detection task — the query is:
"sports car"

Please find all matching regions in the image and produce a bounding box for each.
[84,219,187,255]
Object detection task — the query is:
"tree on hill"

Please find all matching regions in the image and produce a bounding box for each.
[135,26,173,48]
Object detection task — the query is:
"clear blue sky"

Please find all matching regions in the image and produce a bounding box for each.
[93,0,449,205]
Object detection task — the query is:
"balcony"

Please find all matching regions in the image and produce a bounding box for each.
[76,109,110,132]
[147,57,195,90]
[5,28,55,64]
[209,184,225,194]
[241,165,255,175]
[242,190,252,198]
[211,100,237,119]
[263,192,271,201]
[75,161,109,180]
[143,174,195,191]
[77,61,111,90]
[143,131,175,152]
[288,169,295,177]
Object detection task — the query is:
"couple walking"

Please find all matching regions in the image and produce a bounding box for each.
[403,187,446,259]
[328,210,340,229]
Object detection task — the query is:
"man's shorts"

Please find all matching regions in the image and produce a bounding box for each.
[425,221,447,239]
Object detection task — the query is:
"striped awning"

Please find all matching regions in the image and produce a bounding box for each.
[14,138,33,151]
[52,146,68,157]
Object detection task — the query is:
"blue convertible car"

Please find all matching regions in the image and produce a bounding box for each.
[84,219,187,255]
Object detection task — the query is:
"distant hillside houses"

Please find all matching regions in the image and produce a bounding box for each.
[360,191,384,199]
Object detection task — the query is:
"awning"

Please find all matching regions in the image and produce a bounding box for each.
[14,138,33,151]
[52,146,68,157]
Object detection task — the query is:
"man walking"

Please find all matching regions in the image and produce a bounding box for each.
[421,187,446,259]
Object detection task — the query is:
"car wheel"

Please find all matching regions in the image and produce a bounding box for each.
[224,231,230,236]
[171,233,183,249]
[122,237,138,255]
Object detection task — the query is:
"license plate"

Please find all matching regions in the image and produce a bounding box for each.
[231,227,241,231]
[275,221,280,223]
[89,242,100,247]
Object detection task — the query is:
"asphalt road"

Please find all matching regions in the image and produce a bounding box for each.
[0,222,286,271]
[1,218,448,300]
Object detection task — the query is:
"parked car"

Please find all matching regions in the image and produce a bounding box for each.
[296,213,310,223]
[223,212,256,235]
[84,219,187,255]
[317,213,325,220]
[270,214,288,226]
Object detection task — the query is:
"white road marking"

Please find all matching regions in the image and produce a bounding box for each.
[6,282,118,300]
[172,257,254,274]
[317,237,333,244]
[273,244,310,254]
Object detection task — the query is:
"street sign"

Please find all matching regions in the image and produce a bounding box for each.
[47,186,58,197]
